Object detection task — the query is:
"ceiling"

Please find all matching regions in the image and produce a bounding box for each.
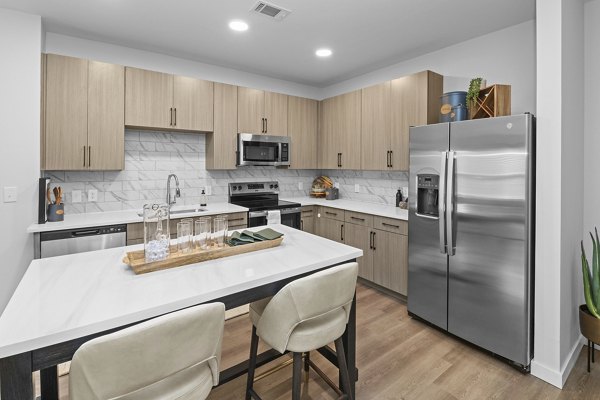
[0,0,535,87]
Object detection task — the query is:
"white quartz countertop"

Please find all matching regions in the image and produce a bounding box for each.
[0,224,361,358]
[282,197,408,221]
[27,202,249,233]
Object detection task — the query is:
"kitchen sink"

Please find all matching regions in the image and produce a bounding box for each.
[137,207,207,217]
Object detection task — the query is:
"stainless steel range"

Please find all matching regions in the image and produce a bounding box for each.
[228,181,301,229]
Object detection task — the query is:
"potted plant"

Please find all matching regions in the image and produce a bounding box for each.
[580,228,600,372]
[467,77,483,119]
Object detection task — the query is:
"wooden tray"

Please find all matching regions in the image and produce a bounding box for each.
[122,237,284,275]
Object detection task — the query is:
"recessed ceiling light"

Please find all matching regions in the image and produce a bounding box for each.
[316,48,332,57]
[229,20,249,32]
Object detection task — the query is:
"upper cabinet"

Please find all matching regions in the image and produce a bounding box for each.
[238,87,288,135]
[288,96,318,169]
[42,54,124,171]
[360,71,442,171]
[125,67,213,132]
[318,90,361,170]
[206,83,238,170]
[390,70,443,171]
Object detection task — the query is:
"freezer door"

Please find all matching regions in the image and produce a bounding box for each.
[408,122,449,330]
[447,115,533,366]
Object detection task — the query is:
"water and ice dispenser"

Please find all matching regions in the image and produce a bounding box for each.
[416,174,439,217]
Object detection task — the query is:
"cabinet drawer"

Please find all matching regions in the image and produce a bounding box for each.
[344,211,373,227]
[127,223,144,240]
[317,206,345,222]
[225,212,248,227]
[373,216,407,235]
[301,206,315,216]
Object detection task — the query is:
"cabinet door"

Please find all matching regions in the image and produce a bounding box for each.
[125,67,173,129]
[238,87,264,134]
[316,217,344,243]
[88,61,125,170]
[173,76,213,132]
[318,97,339,169]
[44,54,88,170]
[361,82,391,170]
[373,229,408,295]
[264,91,288,135]
[289,96,317,169]
[206,83,238,169]
[301,215,315,234]
[391,71,442,171]
[338,90,362,170]
[345,223,373,281]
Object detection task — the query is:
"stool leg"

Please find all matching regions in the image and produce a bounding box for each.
[293,352,302,400]
[335,337,354,400]
[246,326,260,400]
[593,342,596,363]
[304,351,310,384]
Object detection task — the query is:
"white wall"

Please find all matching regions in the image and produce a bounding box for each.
[532,0,585,388]
[0,9,41,313]
[321,20,536,114]
[44,33,322,100]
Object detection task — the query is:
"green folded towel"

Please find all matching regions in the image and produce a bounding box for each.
[227,228,283,246]
[254,228,284,241]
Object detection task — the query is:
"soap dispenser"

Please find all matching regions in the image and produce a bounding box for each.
[200,189,207,207]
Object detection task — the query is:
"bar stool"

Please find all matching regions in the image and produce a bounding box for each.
[69,302,225,400]
[246,262,358,400]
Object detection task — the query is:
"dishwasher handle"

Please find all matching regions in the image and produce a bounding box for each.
[71,229,101,237]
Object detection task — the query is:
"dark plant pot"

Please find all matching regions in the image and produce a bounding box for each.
[47,203,64,222]
[580,305,600,343]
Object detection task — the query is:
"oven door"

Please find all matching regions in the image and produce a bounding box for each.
[248,208,301,229]
[237,133,290,166]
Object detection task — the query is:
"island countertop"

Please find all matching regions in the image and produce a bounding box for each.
[0,224,362,359]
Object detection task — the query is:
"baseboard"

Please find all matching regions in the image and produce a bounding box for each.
[531,335,584,388]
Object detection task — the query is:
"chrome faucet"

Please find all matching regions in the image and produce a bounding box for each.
[166,174,181,207]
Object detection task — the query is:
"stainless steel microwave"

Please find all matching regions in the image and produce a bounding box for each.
[237,133,290,167]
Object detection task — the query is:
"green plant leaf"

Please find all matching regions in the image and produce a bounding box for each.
[592,232,600,308]
[582,241,600,318]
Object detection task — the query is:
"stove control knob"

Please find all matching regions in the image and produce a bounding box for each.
[238,185,242,191]
[274,184,279,189]
[269,184,274,189]
[232,186,237,191]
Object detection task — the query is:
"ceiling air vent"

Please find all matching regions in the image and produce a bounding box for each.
[251,1,291,21]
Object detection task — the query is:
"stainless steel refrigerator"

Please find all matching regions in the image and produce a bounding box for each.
[407,114,534,369]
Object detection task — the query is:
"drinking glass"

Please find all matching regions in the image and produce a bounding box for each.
[177,221,192,253]
[213,216,227,248]
[194,217,211,250]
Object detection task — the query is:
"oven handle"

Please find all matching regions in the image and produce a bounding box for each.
[248,207,301,218]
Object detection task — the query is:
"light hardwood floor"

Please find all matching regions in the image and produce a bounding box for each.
[36,283,600,399]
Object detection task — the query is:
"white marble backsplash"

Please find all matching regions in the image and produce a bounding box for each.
[44,130,408,214]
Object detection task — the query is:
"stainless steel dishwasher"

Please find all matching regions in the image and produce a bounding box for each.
[39,225,127,258]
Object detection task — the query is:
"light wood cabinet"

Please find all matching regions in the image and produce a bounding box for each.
[238,87,288,135]
[390,70,443,171]
[361,82,391,170]
[345,222,373,281]
[125,67,213,132]
[43,54,124,171]
[372,229,408,295]
[318,90,361,169]
[206,83,238,170]
[316,215,344,243]
[300,206,315,234]
[288,96,318,169]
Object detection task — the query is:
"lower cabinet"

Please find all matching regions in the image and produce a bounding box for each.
[300,206,315,234]
[315,207,408,296]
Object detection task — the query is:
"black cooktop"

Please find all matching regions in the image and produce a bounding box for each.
[228,182,300,212]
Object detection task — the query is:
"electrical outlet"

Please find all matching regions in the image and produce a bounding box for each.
[334,182,340,189]
[88,189,98,202]
[354,184,360,193]
[72,190,82,203]
[298,182,303,190]
[205,186,212,196]
[3,187,17,203]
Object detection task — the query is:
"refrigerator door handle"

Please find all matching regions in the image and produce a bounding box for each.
[439,151,448,254]
[446,150,456,256]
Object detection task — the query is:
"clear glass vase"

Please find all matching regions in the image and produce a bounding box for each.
[143,203,170,263]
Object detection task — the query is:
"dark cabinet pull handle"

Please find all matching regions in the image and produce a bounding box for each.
[228,217,245,222]
[386,151,390,168]
[265,118,268,133]
[88,146,91,167]
[382,222,400,229]
[83,146,86,167]
[170,108,173,126]
[325,211,337,216]
[372,231,376,250]
[174,108,177,126]
[341,224,344,241]
[350,216,365,222]
[389,150,393,168]
[370,231,374,249]
[301,219,304,230]
[340,153,343,168]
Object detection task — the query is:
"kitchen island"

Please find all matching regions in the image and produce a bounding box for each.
[0,224,361,399]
